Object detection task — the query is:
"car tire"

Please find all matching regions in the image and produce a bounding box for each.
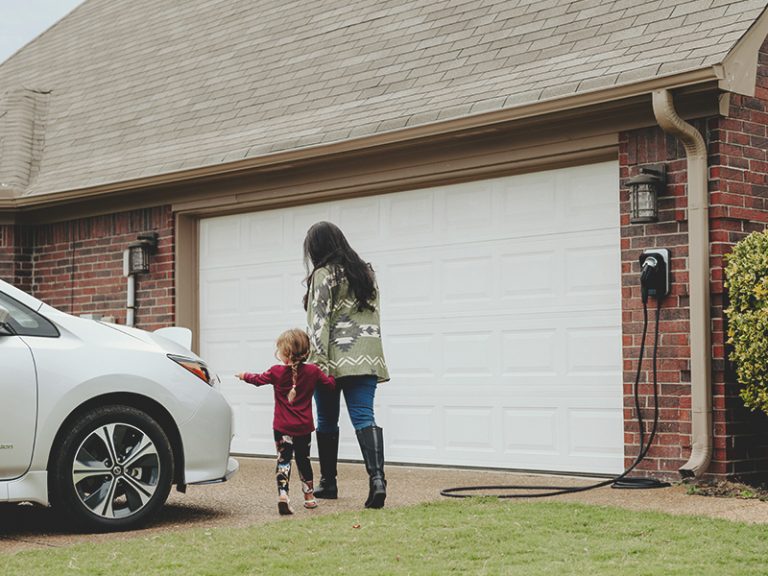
[50,405,174,532]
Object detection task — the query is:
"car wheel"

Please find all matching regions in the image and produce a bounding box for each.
[51,405,174,532]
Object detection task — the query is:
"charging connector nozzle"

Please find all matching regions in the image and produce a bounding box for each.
[639,249,670,303]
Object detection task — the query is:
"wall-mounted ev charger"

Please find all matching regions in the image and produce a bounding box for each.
[639,248,670,303]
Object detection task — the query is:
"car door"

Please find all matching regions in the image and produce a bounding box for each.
[0,290,57,481]
[0,311,38,479]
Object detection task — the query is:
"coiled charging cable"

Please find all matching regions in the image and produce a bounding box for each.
[441,296,669,499]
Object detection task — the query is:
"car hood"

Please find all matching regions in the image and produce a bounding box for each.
[100,322,201,359]
[41,307,200,359]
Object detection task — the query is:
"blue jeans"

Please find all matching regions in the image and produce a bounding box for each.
[315,375,378,433]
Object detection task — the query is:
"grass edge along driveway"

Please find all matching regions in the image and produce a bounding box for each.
[4,499,767,575]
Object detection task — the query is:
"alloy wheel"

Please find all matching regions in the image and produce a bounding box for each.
[71,422,160,519]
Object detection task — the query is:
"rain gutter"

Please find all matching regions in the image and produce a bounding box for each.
[652,89,712,479]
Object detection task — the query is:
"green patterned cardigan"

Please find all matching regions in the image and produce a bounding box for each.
[306,265,390,383]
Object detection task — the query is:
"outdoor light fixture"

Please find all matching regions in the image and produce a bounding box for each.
[627,164,666,223]
[123,232,159,327]
[125,232,159,275]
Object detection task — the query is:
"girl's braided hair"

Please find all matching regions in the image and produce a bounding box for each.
[276,329,310,404]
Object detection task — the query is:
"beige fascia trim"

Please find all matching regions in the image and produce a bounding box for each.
[719,6,768,97]
[11,67,721,210]
[175,213,200,353]
[173,134,617,216]
[652,89,712,479]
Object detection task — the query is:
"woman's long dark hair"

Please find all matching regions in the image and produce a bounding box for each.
[302,221,376,311]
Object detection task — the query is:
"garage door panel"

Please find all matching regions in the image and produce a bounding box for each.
[498,172,558,235]
[338,198,382,242]
[566,326,623,374]
[245,211,285,254]
[444,406,497,452]
[201,278,241,317]
[500,251,557,300]
[441,256,495,303]
[200,161,623,474]
[200,217,243,264]
[382,191,436,241]
[385,333,437,376]
[568,408,624,456]
[503,407,559,455]
[565,245,622,301]
[244,274,284,313]
[386,405,440,453]
[442,182,493,231]
[562,165,620,227]
[502,329,559,375]
[383,260,435,307]
[443,332,496,376]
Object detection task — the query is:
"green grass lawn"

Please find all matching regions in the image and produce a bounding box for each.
[4,499,768,575]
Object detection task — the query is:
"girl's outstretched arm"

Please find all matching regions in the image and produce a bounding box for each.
[238,368,276,386]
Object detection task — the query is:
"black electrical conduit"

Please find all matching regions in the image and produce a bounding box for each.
[441,297,669,499]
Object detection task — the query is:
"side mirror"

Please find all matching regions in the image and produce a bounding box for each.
[0,305,15,336]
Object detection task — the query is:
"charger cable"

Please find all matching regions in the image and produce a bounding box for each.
[440,298,668,499]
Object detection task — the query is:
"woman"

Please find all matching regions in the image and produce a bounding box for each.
[303,221,389,509]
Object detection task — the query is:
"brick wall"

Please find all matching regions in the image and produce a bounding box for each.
[30,206,175,331]
[708,37,768,482]
[620,35,768,482]
[0,223,33,292]
[619,126,695,479]
[0,224,14,280]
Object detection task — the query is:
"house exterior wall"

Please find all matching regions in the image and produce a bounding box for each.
[0,223,32,293]
[22,207,175,331]
[619,126,694,478]
[709,38,768,482]
[0,224,16,280]
[2,38,767,482]
[619,36,768,482]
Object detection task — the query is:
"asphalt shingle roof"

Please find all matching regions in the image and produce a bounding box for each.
[0,0,765,197]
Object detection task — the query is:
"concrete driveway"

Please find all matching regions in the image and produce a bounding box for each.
[2,457,767,554]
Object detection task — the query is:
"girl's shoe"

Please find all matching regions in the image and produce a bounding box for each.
[302,481,318,509]
[278,492,293,515]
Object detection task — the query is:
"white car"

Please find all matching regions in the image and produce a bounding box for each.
[0,280,238,531]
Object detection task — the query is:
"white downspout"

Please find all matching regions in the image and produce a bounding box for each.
[652,89,712,478]
[123,249,136,327]
[126,275,136,327]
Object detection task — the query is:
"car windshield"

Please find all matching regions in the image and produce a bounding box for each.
[0,290,59,337]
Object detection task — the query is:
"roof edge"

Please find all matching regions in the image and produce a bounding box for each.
[11,65,722,209]
[720,5,768,96]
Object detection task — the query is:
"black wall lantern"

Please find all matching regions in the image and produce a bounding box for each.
[126,232,159,275]
[627,164,666,224]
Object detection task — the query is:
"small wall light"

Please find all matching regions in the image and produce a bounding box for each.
[125,232,159,275]
[122,232,159,327]
[627,164,666,224]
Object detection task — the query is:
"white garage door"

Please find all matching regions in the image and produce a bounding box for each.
[199,161,623,474]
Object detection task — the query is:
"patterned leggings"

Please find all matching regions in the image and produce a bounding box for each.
[274,430,313,495]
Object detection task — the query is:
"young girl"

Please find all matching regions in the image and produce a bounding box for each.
[236,328,335,515]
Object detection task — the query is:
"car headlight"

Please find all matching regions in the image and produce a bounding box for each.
[168,354,213,386]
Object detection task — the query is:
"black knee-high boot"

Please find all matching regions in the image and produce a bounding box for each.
[314,431,339,499]
[356,425,386,509]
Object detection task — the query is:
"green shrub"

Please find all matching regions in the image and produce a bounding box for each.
[724,230,768,415]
